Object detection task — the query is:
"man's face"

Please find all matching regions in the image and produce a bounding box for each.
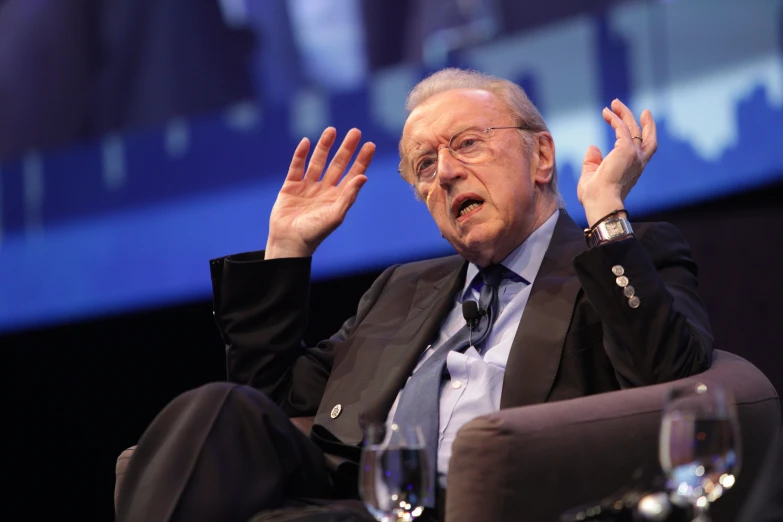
[400,89,553,266]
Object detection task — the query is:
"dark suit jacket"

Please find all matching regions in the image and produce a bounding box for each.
[209,210,714,462]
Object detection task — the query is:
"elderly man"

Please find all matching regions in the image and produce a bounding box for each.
[116,68,713,522]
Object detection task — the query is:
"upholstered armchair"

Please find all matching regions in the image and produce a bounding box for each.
[116,350,780,521]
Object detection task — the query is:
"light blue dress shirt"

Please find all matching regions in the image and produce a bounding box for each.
[385,210,559,486]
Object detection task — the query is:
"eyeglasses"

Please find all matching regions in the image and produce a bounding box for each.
[399,125,532,184]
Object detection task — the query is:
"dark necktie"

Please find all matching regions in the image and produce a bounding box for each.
[391,265,507,506]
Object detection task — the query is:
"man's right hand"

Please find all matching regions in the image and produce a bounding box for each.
[265,127,376,260]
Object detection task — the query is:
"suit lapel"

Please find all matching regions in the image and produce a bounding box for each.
[357,210,586,419]
[500,209,588,408]
[359,257,467,425]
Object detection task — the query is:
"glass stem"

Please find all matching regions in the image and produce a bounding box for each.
[692,503,711,522]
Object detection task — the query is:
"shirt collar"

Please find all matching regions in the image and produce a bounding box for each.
[461,209,560,299]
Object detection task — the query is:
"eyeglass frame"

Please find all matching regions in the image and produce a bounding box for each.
[398,125,536,184]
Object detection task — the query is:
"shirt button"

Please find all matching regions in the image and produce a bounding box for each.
[452,381,462,389]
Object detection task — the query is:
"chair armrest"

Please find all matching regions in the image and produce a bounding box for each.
[446,351,780,522]
[114,446,137,509]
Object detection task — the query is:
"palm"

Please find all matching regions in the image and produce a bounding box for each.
[265,127,376,258]
[270,180,347,248]
[578,142,643,202]
[578,101,658,209]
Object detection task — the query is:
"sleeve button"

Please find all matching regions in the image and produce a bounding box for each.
[330,404,342,418]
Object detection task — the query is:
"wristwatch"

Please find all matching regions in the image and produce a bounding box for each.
[586,216,633,248]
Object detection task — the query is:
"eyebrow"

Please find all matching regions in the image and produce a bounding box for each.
[407,148,438,166]
[400,144,437,173]
[403,125,478,166]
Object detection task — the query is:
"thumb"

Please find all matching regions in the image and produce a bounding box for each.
[335,175,368,217]
[582,145,603,167]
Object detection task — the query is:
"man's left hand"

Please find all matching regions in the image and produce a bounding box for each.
[578,99,658,227]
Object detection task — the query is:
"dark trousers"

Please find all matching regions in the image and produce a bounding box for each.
[115,382,369,522]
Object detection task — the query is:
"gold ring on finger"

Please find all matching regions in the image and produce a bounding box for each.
[631,136,643,142]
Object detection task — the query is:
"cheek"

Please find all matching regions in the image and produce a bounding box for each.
[425,192,447,218]
[489,186,524,221]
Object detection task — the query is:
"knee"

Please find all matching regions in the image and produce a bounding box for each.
[174,381,236,405]
[176,382,277,412]
[187,381,240,398]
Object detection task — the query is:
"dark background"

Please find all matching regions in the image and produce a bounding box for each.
[9,178,783,521]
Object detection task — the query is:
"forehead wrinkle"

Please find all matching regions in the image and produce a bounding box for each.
[402,102,461,157]
[404,95,506,153]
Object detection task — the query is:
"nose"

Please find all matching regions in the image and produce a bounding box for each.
[436,145,466,186]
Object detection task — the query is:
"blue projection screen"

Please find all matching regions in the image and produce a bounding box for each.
[1,0,783,333]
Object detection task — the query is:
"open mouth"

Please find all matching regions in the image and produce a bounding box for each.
[457,198,484,219]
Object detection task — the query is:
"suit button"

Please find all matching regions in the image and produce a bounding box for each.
[616,275,629,287]
[628,296,641,308]
[612,265,625,276]
[330,404,342,419]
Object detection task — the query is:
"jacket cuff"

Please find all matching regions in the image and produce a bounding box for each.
[209,251,312,333]
[572,236,672,334]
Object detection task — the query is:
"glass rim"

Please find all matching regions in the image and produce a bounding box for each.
[398,124,535,182]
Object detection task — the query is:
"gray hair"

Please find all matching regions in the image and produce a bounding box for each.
[400,68,562,205]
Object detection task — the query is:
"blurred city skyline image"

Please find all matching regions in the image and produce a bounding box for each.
[1,0,782,332]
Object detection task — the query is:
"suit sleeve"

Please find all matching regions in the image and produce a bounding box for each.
[209,251,396,417]
[572,222,714,387]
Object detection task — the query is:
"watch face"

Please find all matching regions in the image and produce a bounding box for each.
[606,220,625,235]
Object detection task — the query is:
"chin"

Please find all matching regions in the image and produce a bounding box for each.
[454,223,518,263]
[461,224,502,248]
[451,234,497,261]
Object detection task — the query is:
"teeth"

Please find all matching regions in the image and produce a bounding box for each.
[459,202,481,216]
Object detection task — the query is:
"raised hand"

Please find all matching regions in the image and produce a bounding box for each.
[265,127,376,259]
[578,99,658,227]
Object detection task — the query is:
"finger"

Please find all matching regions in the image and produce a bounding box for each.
[339,141,376,186]
[335,174,368,218]
[582,145,603,169]
[286,138,311,181]
[611,99,642,140]
[304,127,337,181]
[602,106,633,144]
[322,128,362,185]
[640,109,658,160]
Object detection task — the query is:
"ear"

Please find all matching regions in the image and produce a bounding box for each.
[531,132,555,186]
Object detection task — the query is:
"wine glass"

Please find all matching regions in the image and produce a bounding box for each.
[659,382,741,521]
[358,423,430,522]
